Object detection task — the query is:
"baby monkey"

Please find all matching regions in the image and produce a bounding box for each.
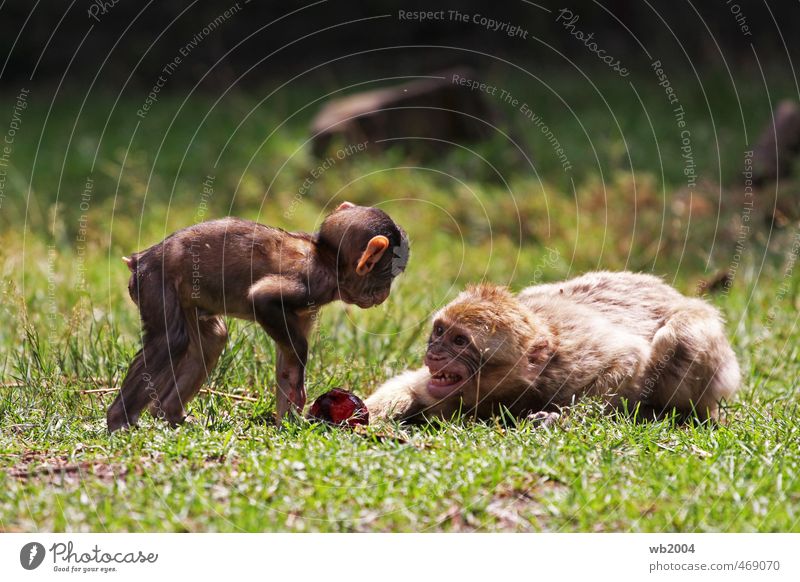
[107,202,409,432]
[366,271,739,423]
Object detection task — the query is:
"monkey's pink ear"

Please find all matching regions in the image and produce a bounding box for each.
[336,201,356,211]
[356,235,389,275]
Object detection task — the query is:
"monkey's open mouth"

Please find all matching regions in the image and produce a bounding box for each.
[427,369,467,398]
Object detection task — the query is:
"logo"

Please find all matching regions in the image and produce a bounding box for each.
[20,542,46,570]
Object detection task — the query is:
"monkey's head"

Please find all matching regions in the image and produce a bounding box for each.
[318,201,409,308]
[424,285,553,401]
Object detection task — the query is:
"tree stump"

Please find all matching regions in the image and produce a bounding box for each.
[309,68,499,158]
[752,99,800,185]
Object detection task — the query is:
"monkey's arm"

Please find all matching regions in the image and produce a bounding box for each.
[366,368,450,422]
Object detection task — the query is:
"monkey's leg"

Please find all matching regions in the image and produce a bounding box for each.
[107,278,190,433]
[158,313,228,425]
[642,302,740,421]
[259,311,311,423]
[107,343,161,431]
[580,330,651,410]
[275,348,306,421]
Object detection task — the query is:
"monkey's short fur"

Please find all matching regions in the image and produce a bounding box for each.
[366,271,740,422]
[107,203,408,432]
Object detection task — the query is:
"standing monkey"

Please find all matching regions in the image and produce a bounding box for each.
[366,272,739,423]
[107,202,409,432]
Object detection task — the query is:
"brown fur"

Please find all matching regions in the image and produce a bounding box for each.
[366,271,740,423]
[107,203,408,432]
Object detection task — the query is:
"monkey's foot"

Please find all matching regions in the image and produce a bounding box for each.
[107,420,136,434]
[165,414,196,428]
[526,411,560,429]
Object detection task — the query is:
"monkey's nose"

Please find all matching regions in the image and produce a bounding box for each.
[425,352,447,367]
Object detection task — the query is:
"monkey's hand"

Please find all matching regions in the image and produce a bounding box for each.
[365,368,436,422]
[525,411,560,429]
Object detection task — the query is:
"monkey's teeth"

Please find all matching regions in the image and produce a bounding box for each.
[432,372,462,384]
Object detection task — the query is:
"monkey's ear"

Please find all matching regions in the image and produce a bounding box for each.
[336,201,356,211]
[356,235,390,275]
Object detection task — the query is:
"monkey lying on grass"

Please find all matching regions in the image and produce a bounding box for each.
[107,202,409,432]
[366,271,740,423]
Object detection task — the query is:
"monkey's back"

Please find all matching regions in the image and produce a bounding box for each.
[518,271,691,342]
[130,217,314,317]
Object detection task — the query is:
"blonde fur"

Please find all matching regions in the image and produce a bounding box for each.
[366,271,740,422]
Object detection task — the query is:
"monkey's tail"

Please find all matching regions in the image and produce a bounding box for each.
[108,274,190,432]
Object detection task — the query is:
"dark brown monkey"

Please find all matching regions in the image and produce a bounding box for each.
[107,202,409,432]
[366,272,739,423]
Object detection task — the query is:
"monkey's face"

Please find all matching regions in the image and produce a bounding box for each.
[425,318,483,399]
[336,255,395,307]
[425,289,529,401]
[338,280,392,308]
[321,204,408,308]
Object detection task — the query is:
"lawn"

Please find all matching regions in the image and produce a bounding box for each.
[1,71,799,531]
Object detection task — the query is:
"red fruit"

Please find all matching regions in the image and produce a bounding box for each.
[307,388,369,427]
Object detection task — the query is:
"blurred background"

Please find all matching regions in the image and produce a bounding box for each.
[1,0,799,427]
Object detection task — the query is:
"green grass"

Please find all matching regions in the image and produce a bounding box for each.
[1,72,799,531]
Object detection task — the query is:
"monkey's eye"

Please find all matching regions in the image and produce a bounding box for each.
[433,325,444,337]
[453,335,469,347]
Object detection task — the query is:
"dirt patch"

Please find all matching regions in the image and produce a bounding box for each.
[5,450,157,485]
[8,453,130,484]
[434,503,479,532]
[485,475,567,531]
